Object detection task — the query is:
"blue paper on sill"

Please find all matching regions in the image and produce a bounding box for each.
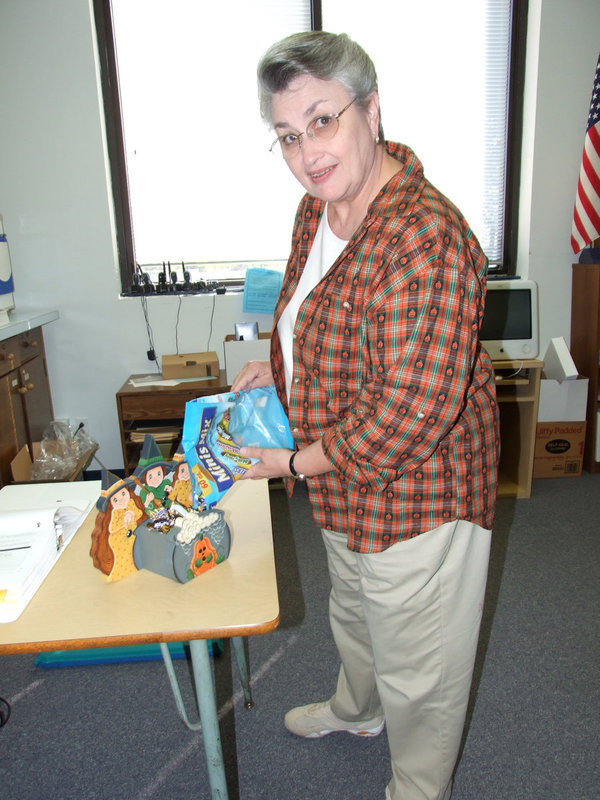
[243,268,283,314]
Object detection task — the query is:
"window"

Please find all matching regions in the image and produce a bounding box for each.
[322,0,526,271]
[93,0,527,294]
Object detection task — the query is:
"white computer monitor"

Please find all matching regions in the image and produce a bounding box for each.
[480,278,539,360]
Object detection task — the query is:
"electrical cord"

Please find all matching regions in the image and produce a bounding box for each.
[502,361,525,379]
[0,696,11,729]
[206,293,216,352]
[141,279,216,365]
[140,293,160,371]
[175,295,183,354]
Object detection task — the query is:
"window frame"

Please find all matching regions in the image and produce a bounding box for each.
[93,0,527,294]
[94,0,136,293]
[500,0,529,277]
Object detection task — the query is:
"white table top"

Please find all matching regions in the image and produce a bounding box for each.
[0,479,279,653]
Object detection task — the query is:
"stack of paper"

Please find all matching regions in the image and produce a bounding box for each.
[0,482,100,623]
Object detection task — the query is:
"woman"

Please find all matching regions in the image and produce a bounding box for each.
[232,31,499,800]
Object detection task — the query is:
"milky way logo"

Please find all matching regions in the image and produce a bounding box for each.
[194,407,234,491]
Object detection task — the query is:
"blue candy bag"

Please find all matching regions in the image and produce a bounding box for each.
[182,386,293,511]
[228,385,295,450]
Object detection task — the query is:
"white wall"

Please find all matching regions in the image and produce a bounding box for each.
[519,0,600,349]
[0,0,599,470]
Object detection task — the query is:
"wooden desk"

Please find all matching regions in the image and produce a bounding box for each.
[0,478,279,799]
[116,371,231,475]
[493,359,543,499]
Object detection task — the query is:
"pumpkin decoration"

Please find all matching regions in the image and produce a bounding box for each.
[190,536,219,577]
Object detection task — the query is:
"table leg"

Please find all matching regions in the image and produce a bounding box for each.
[160,642,203,732]
[188,639,228,800]
[160,640,228,799]
[230,636,254,709]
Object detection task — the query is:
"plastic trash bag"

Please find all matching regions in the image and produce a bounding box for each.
[29,420,97,481]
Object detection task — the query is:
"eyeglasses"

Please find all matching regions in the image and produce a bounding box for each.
[269,97,357,159]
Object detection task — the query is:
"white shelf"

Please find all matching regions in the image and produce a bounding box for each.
[0,309,59,342]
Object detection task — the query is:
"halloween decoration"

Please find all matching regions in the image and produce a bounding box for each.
[90,438,230,583]
[90,388,291,582]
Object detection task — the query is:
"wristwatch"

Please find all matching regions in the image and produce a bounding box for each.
[288,450,306,480]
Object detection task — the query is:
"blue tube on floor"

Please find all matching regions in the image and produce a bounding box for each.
[34,639,224,667]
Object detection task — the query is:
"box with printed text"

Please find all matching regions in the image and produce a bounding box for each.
[533,421,587,478]
[533,371,588,478]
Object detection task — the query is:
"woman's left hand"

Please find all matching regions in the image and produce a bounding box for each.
[239,447,293,480]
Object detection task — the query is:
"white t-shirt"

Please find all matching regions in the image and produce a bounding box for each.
[277,206,348,400]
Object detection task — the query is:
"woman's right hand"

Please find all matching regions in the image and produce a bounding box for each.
[230,360,274,392]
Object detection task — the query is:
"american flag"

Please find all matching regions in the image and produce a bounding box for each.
[571,53,600,254]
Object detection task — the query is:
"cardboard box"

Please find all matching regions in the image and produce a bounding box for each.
[542,336,579,382]
[161,351,220,380]
[224,333,271,383]
[533,421,587,478]
[11,442,95,483]
[534,371,588,478]
[537,374,589,422]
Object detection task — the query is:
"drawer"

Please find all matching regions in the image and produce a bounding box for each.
[119,392,197,420]
[0,330,43,375]
[17,331,44,365]
[0,337,18,376]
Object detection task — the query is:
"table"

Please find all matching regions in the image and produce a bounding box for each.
[116,371,231,475]
[0,478,279,799]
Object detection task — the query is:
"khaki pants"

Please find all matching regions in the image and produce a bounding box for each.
[322,520,491,800]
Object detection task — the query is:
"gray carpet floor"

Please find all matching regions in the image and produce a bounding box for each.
[1,472,599,800]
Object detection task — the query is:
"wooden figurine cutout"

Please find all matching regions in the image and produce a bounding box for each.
[166,445,193,511]
[90,437,231,583]
[133,436,173,512]
[90,471,147,582]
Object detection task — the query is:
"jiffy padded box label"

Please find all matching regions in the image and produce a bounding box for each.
[533,421,586,478]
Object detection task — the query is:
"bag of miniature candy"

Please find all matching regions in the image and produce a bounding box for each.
[182,386,294,511]
[228,385,295,449]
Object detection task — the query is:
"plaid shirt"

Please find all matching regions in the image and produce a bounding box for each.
[271,142,499,552]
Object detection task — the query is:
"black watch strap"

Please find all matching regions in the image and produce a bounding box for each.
[289,450,306,480]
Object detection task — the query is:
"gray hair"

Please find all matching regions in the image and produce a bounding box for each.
[257,31,385,141]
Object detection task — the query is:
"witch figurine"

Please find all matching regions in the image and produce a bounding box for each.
[90,471,147,582]
[133,435,173,512]
[165,444,193,511]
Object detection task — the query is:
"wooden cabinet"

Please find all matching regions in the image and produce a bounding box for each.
[493,359,543,499]
[116,372,230,475]
[570,263,600,473]
[0,327,54,487]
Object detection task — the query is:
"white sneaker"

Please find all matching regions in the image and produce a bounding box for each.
[284,699,385,739]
